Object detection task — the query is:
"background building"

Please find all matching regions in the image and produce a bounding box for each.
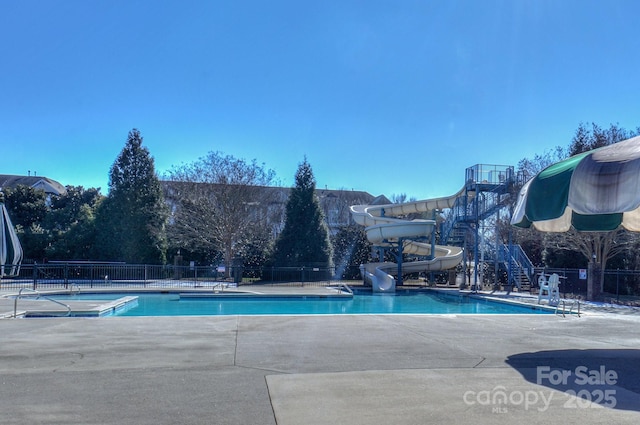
[0,174,67,196]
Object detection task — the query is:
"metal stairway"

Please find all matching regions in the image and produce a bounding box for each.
[436,165,538,291]
[441,165,515,246]
[498,244,535,291]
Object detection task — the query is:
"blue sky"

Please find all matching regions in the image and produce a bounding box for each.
[2,0,638,200]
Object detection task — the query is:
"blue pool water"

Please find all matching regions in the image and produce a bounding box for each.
[51,291,550,316]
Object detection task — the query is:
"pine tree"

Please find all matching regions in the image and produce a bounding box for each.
[272,158,333,268]
[95,129,168,264]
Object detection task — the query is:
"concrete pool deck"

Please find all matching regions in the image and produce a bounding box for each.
[1,286,639,424]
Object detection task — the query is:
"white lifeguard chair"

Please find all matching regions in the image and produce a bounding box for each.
[538,273,561,305]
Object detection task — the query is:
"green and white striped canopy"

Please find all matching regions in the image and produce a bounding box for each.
[511,135,640,232]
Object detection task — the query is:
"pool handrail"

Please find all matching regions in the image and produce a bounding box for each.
[5,288,72,318]
[335,282,353,295]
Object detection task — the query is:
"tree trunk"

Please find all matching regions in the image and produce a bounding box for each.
[224,239,233,279]
[587,261,603,301]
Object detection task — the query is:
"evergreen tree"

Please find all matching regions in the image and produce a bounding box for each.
[3,185,48,261]
[3,185,47,229]
[95,129,168,264]
[332,224,370,279]
[3,185,103,261]
[43,186,102,260]
[272,158,333,268]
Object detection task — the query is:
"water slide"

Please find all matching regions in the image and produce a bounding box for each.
[350,187,466,292]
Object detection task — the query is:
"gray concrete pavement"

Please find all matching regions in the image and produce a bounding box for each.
[1,304,640,424]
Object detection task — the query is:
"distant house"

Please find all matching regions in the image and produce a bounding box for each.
[315,188,389,235]
[0,174,67,196]
[251,186,389,236]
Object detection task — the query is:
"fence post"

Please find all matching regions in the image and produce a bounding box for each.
[616,268,620,303]
[32,263,38,290]
[64,263,69,288]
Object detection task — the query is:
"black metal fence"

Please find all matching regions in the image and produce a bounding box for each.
[4,262,639,300]
[0,262,346,291]
[529,267,640,300]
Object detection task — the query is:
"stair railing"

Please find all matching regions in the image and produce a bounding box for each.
[499,244,535,290]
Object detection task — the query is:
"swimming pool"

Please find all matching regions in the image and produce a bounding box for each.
[50,290,551,316]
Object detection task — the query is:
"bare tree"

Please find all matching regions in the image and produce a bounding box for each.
[164,152,279,270]
[516,145,568,182]
[544,229,640,298]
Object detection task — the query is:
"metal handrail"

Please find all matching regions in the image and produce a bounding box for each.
[335,282,353,295]
[7,288,71,318]
[570,300,581,317]
[555,299,581,318]
[499,244,535,289]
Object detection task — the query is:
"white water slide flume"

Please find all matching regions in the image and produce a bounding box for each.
[350,187,466,292]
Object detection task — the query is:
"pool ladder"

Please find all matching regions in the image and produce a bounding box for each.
[555,299,580,318]
[4,288,72,318]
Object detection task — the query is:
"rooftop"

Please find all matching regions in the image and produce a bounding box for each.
[0,174,67,196]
